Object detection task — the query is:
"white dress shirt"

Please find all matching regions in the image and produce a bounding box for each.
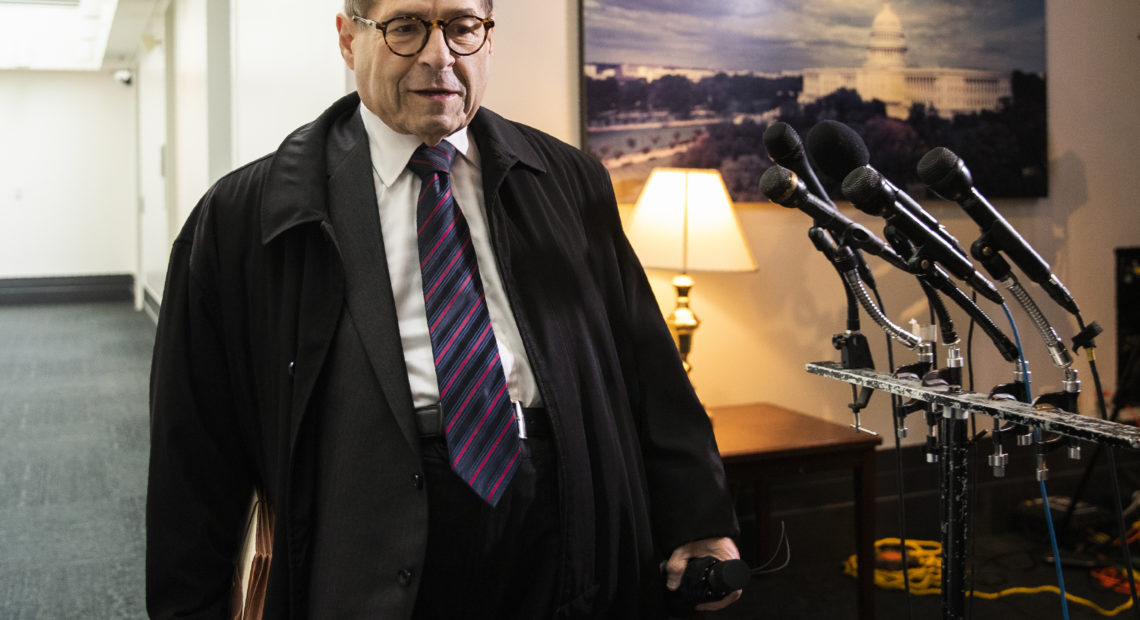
[357,103,542,408]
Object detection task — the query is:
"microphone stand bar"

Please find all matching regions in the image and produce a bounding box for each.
[806,362,1140,449]
[941,403,970,620]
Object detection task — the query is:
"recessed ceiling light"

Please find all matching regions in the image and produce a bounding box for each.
[0,0,117,70]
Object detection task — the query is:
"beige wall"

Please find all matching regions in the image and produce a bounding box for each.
[480,0,580,144]
[483,0,1140,439]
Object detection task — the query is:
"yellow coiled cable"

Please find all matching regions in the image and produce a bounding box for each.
[843,538,1134,617]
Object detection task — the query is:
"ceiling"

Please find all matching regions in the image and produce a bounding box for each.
[0,0,159,71]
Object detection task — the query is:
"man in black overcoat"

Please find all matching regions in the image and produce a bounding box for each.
[146,0,742,617]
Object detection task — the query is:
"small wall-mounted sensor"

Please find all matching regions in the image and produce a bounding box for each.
[113,69,133,85]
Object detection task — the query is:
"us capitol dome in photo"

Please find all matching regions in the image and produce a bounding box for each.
[799,2,1013,119]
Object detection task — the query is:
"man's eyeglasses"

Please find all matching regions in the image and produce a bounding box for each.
[352,14,494,57]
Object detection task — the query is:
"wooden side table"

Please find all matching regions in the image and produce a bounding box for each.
[708,402,882,620]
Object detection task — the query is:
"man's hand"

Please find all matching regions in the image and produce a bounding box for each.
[664,537,744,611]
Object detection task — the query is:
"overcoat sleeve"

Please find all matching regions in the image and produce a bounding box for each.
[589,167,740,554]
[146,195,254,619]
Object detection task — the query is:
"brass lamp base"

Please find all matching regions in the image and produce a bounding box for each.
[666,274,712,423]
[666,274,700,373]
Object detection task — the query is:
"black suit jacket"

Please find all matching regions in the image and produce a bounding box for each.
[147,93,737,619]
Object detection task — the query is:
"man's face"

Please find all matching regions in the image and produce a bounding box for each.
[337,0,493,146]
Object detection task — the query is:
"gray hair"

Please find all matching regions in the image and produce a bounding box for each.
[345,0,493,18]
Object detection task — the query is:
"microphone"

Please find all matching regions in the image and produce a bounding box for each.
[841,165,1005,305]
[763,122,833,206]
[665,556,751,616]
[806,120,969,260]
[759,165,908,271]
[917,146,1080,316]
[764,122,877,288]
[805,120,869,183]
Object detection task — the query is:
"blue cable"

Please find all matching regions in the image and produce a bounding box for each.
[1000,303,1070,620]
[998,303,1031,401]
[1039,479,1071,620]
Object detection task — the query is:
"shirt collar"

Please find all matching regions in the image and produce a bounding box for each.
[358,102,478,187]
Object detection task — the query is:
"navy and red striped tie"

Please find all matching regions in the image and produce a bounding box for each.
[409,142,521,506]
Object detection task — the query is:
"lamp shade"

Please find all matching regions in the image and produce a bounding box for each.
[625,168,756,272]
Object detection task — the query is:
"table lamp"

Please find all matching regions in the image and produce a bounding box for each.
[625,168,756,373]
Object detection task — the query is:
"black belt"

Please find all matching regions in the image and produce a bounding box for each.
[415,403,551,439]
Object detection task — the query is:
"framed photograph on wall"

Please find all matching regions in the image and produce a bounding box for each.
[581,0,1047,204]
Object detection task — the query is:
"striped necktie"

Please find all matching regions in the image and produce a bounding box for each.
[409,142,521,506]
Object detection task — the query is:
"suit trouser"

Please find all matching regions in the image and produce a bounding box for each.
[412,434,560,620]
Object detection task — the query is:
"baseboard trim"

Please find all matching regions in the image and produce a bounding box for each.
[143,286,161,324]
[0,275,135,305]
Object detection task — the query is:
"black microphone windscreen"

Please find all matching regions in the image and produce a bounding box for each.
[763,122,803,164]
[916,147,957,186]
[759,164,795,201]
[806,120,870,182]
[840,166,888,216]
[916,146,973,202]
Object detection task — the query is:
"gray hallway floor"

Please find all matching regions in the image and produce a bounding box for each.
[0,302,153,619]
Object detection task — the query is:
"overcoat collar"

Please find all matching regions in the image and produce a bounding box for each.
[467,106,548,190]
[259,93,358,245]
[259,92,548,246]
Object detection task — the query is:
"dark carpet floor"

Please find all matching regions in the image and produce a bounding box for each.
[0,302,153,619]
[1,301,1137,619]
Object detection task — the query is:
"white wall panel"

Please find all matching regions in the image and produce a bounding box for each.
[171,0,209,227]
[0,71,136,278]
[230,0,347,167]
[137,16,169,300]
